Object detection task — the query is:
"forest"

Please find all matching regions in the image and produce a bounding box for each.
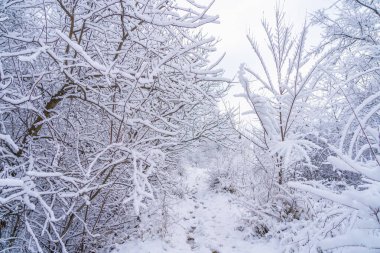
[0,0,379,252]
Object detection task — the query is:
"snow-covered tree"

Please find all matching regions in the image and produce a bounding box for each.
[238,7,325,186]
[289,91,380,252]
[288,1,380,251]
[313,0,380,142]
[0,0,227,251]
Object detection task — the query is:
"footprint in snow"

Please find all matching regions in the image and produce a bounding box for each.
[186,236,197,250]
[189,226,196,233]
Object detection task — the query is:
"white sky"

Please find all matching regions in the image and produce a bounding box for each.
[203,0,335,114]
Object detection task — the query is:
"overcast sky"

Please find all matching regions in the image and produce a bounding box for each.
[204,0,335,114]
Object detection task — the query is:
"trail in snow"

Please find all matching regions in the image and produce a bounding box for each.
[114,167,279,253]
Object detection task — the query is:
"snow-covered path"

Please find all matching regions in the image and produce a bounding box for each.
[115,167,279,253]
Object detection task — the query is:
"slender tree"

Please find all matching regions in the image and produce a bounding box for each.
[238,7,325,186]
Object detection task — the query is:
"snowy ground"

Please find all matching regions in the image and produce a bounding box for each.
[113,167,279,253]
